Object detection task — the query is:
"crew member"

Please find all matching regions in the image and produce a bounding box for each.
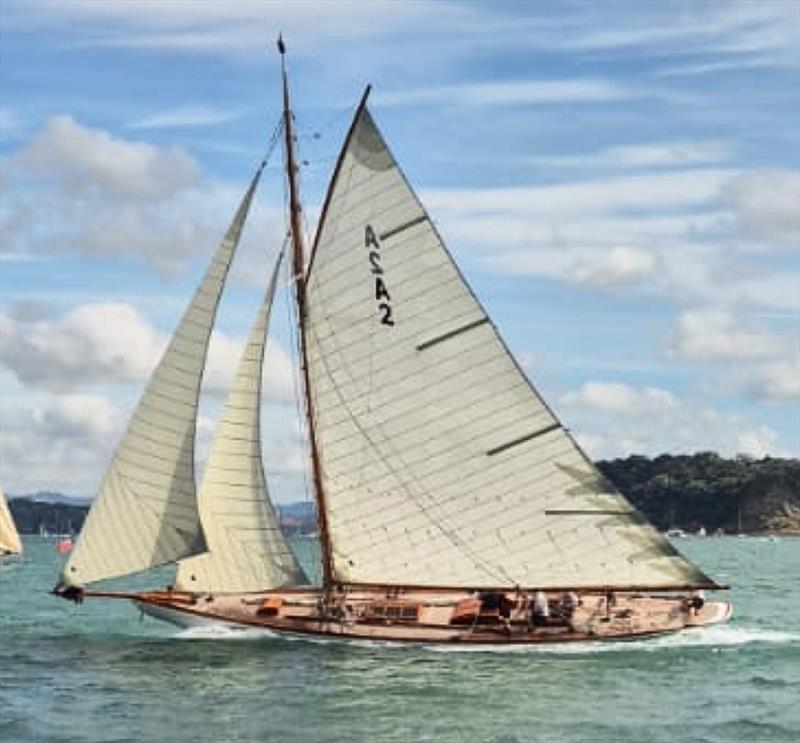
[531,590,550,626]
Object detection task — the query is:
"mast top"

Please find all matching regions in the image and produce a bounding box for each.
[277,34,286,57]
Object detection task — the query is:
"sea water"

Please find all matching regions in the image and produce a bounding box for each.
[1,537,798,743]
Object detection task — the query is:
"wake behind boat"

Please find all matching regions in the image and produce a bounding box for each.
[54,40,731,644]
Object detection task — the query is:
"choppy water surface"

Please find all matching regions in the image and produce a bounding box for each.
[1,537,798,743]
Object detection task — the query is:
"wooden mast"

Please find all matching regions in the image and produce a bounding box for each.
[278,36,335,591]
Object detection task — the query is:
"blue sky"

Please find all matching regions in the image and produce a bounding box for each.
[0,0,798,501]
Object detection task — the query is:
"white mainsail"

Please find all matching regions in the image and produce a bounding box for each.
[59,165,265,588]
[304,104,712,590]
[175,253,305,593]
[0,487,22,556]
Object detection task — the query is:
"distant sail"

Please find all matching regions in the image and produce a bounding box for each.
[175,253,306,592]
[305,105,712,589]
[59,164,266,588]
[0,487,22,556]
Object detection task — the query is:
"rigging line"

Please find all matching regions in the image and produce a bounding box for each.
[282,229,315,514]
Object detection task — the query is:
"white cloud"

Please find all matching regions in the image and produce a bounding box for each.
[378,79,633,108]
[0,301,295,402]
[567,400,790,461]
[424,169,733,216]
[2,116,286,276]
[560,382,677,415]
[530,140,735,170]
[35,393,123,440]
[0,385,125,495]
[668,309,782,361]
[569,246,658,286]
[0,303,162,389]
[726,170,800,248]
[129,106,245,130]
[736,425,782,459]
[12,115,198,201]
[744,360,800,404]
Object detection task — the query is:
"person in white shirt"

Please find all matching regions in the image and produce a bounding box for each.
[531,590,550,626]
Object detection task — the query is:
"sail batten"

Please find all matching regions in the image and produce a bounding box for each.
[59,165,265,589]
[305,107,713,590]
[175,253,305,593]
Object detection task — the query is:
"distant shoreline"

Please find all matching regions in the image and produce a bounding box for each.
[8,452,799,537]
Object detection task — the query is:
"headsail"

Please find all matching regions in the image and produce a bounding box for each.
[175,252,305,593]
[304,101,714,590]
[0,487,22,555]
[58,164,265,588]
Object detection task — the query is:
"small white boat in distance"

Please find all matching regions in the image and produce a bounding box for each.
[0,487,23,562]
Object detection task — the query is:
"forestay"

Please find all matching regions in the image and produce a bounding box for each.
[59,165,265,588]
[175,254,305,592]
[0,487,22,555]
[305,104,713,590]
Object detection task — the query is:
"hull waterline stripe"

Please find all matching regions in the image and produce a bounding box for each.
[416,318,490,352]
[379,215,427,241]
[486,423,561,456]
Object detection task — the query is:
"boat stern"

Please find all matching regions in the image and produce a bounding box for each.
[685,599,732,628]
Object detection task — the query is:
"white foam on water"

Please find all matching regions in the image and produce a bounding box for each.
[174,625,278,641]
[170,623,798,653]
[423,625,800,655]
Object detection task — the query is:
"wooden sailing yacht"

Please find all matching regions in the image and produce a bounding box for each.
[54,41,731,643]
[0,487,23,561]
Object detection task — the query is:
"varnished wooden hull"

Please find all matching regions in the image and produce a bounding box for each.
[93,586,733,645]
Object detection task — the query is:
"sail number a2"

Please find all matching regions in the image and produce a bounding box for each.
[365,225,394,326]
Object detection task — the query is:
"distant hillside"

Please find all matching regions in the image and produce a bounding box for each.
[8,453,799,536]
[6,494,318,537]
[598,453,799,535]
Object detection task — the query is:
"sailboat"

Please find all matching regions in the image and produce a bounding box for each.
[0,487,23,562]
[54,41,731,643]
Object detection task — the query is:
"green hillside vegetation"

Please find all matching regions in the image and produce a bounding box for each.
[597,452,799,535]
[8,453,799,536]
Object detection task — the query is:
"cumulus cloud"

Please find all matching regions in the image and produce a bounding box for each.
[12,115,198,201]
[1,115,285,276]
[0,387,125,495]
[0,301,295,402]
[560,382,677,414]
[743,360,800,404]
[668,308,781,361]
[0,303,163,388]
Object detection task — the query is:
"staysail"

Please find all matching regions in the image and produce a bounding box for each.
[175,252,305,592]
[58,164,265,588]
[0,487,22,555]
[304,101,714,590]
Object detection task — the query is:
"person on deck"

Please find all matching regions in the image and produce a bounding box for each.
[531,590,550,626]
[688,589,706,616]
[559,590,581,619]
